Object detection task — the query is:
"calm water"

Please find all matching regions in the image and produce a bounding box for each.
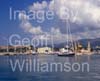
[0,54,100,81]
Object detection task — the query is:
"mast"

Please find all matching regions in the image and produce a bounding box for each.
[51,35,54,52]
[66,19,74,51]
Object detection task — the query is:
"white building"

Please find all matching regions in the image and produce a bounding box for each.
[37,47,52,54]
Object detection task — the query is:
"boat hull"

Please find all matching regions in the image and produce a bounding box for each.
[58,53,75,57]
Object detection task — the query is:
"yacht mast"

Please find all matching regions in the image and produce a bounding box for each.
[66,19,74,50]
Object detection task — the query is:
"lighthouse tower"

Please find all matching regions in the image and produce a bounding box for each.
[87,41,91,52]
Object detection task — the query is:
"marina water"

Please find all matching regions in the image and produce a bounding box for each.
[0,54,100,81]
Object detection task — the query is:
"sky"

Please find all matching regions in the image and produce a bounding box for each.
[0,0,100,45]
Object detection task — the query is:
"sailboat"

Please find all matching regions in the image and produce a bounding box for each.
[58,45,75,56]
[58,19,75,57]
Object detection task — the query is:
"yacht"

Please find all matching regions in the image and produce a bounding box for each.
[57,19,75,57]
[58,45,75,56]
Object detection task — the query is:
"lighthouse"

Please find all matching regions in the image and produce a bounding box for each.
[87,41,91,52]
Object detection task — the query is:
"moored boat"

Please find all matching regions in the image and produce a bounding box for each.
[58,46,75,57]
